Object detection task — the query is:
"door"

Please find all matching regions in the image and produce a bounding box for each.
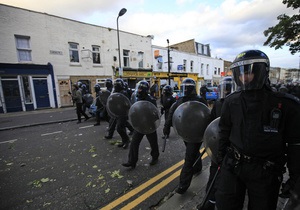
[33,79,50,108]
[59,80,72,107]
[2,80,22,112]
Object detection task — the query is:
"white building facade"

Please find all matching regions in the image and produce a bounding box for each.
[152,45,224,90]
[0,4,152,113]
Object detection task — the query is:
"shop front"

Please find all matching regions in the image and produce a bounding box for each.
[0,63,56,113]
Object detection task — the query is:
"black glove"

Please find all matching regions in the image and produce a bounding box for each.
[279,179,295,198]
[161,107,164,115]
[163,126,170,136]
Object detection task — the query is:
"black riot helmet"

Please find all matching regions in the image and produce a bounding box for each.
[231,50,270,91]
[105,78,113,91]
[94,83,101,93]
[136,80,150,99]
[77,81,83,88]
[180,78,197,97]
[218,76,235,99]
[113,78,125,92]
[163,85,173,95]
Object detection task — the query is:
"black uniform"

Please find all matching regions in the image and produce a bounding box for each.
[160,93,176,121]
[125,94,159,168]
[94,92,104,125]
[216,88,300,210]
[164,94,207,193]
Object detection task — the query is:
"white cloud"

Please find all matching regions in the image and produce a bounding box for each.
[0,0,299,68]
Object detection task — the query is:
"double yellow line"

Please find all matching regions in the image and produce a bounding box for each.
[101,148,207,210]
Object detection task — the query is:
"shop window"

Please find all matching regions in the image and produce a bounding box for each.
[15,35,32,62]
[22,76,33,103]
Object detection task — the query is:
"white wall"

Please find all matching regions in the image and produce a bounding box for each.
[152,45,224,82]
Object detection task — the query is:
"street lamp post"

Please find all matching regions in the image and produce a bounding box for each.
[167,39,171,85]
[117,8,127,77]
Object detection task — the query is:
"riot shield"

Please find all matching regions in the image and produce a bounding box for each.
[106,93,131,117]
[172,101,211,143]
[128,101,160,134]
[203,117,220,164]
[99,90,111,106]
[130,90,138,104]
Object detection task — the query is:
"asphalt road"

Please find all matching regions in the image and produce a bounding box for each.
[0,117,211,210]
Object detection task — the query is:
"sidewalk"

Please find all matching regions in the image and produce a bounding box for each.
[0,107,290,210]
[0,107,77,131]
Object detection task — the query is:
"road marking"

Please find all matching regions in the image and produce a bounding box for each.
[101,148,207,210]
[41,131,62,136]
[0,139,18,144]
[101,160,184,210]
[79,125,94,129]
[122,152,208,210]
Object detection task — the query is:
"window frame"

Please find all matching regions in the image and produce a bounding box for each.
[123,49,130,67]
[15,35,32,62]
[92,45,101,64]
[68,42,80,63]
[138,51,144,68]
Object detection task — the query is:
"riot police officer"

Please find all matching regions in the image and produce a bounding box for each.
[215,50,300,210]
[93,83,104,126]
[199,76,235,210]
[163,78,207,194]
[122,80,159,169]
[72,83,90,124]
[105,78,113,92]
[160,85,176,127]
[105,78,130,149]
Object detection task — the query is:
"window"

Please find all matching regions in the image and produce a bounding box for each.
[190,60,194,72]
[218,68,221,75]
[123,49,130,67]
[138,51,144,68]
[169,57,173,70]
[15,35,32,62]
[214,67,217,75]
[69,42,79,63]
[92,45,101,64]
[22,76,33,103]
[206,64,209,75]
[201,63,204,75]
[183,59,187,72]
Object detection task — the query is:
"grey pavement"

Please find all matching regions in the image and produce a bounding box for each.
[0,107,290,210]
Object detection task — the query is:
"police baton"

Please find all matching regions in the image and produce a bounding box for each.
[197,166,220,210]
[192,149,206,167]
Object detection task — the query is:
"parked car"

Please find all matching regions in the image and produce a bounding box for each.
[205,86,218,100]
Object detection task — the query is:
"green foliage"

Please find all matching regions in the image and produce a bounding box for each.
[263,0,300,54]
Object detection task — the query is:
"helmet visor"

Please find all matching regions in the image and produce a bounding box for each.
[180,83,195,97]
[219,80,235,98]
[232,63,267,91]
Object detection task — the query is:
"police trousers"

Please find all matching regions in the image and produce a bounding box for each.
[215,155,282,210]
[127,131,159,165]
[178,141,203,190]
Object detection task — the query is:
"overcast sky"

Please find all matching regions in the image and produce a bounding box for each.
[1,0,299,69]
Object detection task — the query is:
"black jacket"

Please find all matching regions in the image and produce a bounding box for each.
[218,87,300,183]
